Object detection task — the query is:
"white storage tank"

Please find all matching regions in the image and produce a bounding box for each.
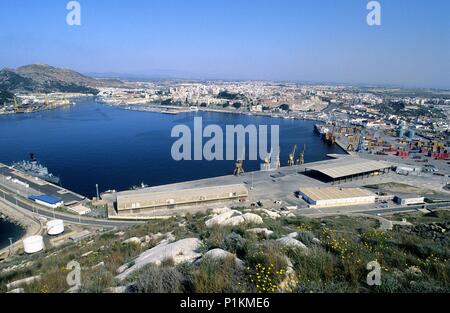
[23,236,44,254]
[47,219,64,236]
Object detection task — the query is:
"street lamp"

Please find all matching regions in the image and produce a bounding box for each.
[96,184,100,200]
[8,237,13,254]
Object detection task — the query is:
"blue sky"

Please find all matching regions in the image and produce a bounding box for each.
[0,0,449,88]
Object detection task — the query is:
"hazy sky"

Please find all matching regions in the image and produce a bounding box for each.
[0,0,449,88]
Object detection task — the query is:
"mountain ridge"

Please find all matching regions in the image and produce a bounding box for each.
[0,64,124,94]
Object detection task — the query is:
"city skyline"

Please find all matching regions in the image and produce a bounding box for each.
[0,0,449,89]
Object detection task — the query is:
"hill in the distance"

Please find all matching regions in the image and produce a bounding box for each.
[0,64,124,94]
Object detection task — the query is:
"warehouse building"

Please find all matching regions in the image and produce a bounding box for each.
[115,184,248,214]
[28,195,64,209]
[394,194,425,206]
[304,157,392,184]
[299,187,376,208]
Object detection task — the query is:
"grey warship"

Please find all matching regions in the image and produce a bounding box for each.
[12,153,61,185]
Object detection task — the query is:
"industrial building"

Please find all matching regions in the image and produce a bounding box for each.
[394,194,425,206]
[67,204,92,215]
[115,184,248,214]
[304,157,392,183]
[299,187,376,208]
[28,195,64,209]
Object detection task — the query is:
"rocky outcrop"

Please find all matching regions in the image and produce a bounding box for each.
[116,238,202,281]
[205,209,241,227]
[248,228,274,238]
[205,208,263,227]
[201,248,244,266]
[396,222,449,241]
[276,235,308,250]
[6,275,41,292]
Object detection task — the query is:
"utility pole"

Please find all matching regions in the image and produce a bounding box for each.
[96,184,100,200]
[8,237,13,255]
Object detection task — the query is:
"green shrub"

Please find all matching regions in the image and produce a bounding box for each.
[134,264,182,293]
[224,232,246,255]
[194,256,246,293]
[297,231,315,246]
[81,268,114,293]
[287,246,336,284]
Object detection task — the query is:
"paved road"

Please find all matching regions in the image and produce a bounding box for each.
[0,187,143,228]
[2,178,448,228]
[360,202,450,216]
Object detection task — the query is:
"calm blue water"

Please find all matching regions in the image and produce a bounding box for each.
[0,98,343,198]
[0,219,25,249]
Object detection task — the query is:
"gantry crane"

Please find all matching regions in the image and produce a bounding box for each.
[263,148,272,171]
[297,144,306,165]
[234,160,245,176]
[347,135,360,152]
[274,152,281,170]
[233,149,245,176]
[288,144,297,167]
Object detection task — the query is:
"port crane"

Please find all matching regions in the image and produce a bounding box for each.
[347,135,359,152]
[288,144,297,167]
[263,148,273,171]
[233,149,245,176]
[297,144,306,165]
[274,152,281,170]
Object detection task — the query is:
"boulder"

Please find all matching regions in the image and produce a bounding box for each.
[104,286,128,293]
[223,215,246,226]
[212,207,232,214]
[248,228,274,238]
[205,210,241,227]
[276,237,308,250]
[205,211,263,227]
[259,209,281,219]
[6,275,41,291]
[242,213,264,225]
[122,237,141,245]
[116,238,202,281]
[91,262,105,270]
[202,248,244,266]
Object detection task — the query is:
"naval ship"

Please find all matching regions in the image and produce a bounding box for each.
[12,153,61,185]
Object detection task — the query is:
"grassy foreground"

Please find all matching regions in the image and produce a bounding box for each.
[1,209,449,293]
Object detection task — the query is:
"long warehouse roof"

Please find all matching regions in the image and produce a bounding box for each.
[299,187,375,201]
[305,157,391,179]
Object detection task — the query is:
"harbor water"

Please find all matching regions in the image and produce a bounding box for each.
[0,98,344,198]
[0,218,25,250]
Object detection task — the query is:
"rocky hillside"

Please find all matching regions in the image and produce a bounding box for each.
[0,91,16,107]
[0,64,123,94]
